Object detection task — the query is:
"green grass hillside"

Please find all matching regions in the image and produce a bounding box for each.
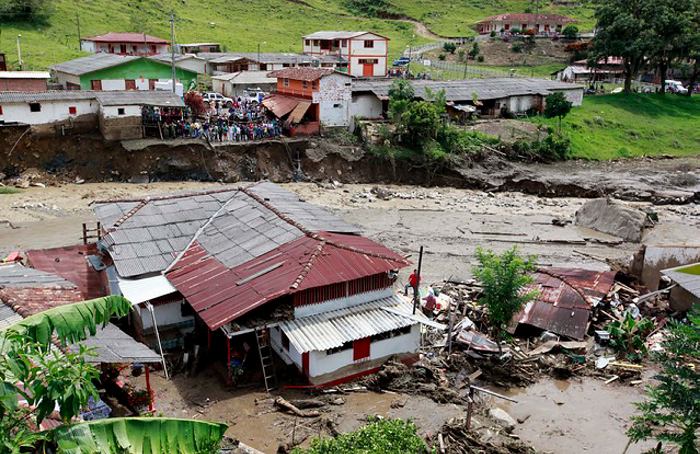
[0,0,594,70]
[533,94,700,160]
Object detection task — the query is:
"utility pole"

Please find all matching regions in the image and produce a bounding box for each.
[16,34,22,70]
[412,246,424,315]
[463,43,469,79]
[76,13,81,51]
[170,12,176,93]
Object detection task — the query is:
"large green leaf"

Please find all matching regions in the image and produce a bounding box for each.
[51,417,228,454]
[2,296,132,347]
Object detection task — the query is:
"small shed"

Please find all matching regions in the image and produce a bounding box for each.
[0,71,50,92]
[211,71,276,98]
[94,91,184,140]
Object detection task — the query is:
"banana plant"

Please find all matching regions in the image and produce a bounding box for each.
[608,312,655,362]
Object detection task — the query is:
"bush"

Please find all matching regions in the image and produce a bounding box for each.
[469,42,480,59]
[477,55,485,62]
[511,43,523,53]
[292,418,427,454]
[490,31,497,38]
[0,0,53,22]
[438,53,447,61]
[512,135,571,161]
[457,48,466,62]
[510,27,521,35]
[443,42,457,54]
[562,24,579,39]
[523,28,536,36]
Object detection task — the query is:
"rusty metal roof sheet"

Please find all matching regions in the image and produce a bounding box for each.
[279,295,420,353]
[166,233,409,330]
[512,267,617,340]
[262,93,302,118]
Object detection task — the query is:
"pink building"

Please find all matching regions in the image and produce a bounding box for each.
[80,32,169,56]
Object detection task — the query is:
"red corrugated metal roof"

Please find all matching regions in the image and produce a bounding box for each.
[167,232,409,330]
[477,13,575,24]
[26,244,108,300]
[262,93,302,118]
[511,267,617,340]
[84,32,168,44]
[268,67,337,81]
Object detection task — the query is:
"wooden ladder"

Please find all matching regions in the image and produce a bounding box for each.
[255,327,277,392]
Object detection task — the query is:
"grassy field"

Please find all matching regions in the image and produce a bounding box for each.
[0,0,594,70]
[532,94,700,160]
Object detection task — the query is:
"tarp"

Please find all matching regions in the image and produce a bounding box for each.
[288,101,311,124]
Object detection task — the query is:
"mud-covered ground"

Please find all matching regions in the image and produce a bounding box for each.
[0,180,695,453]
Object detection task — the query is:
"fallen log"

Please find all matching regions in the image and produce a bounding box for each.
[274,397,321,417]
[288,399,326,409]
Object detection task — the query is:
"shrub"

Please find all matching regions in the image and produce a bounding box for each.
[457,48,466,62]
[512,43,523,53]
[293,418,427,454]
[490,30,497,38]
[512,135,571,161]
[438,53,447,61]
[443,42,457,54]
[562,24,579,39]
[523,28,536,36]
[469,42,480,59]
[477,55,485,62]
[510,27,521,35]
[608,313,655,362]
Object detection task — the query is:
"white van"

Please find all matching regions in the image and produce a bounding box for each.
[665,80,688,94]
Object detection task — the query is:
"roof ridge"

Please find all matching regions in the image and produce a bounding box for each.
[92,186,238,205]
[290,240,326,290]
[111,199,149,230]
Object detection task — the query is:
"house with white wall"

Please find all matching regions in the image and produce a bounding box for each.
[302,31,389,77]
[80,32,169,56]
[93,182,431,387]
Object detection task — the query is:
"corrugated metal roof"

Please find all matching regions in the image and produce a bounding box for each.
[279,295,421,353]
[0,71,50,79]
[51,53,141,76]
[83,32,168,44]
[268,67,337,81]
[0,304,23,329]
[211,71,277,85]
[150,53,204,64]
[662,263,700,299]
[303,31,368,39]
[352,78,583,102]
[512,267,617,340]
[0,263,76,288]
[477,13,575,24]
[262,93,302,118]
[116,274,177,305]
[167,232,409,330]
[69,323,162,363]
[246,182,361,233]
[0,91,98,103]
[95,91,184,107]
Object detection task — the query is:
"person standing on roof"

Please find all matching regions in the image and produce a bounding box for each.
[404,269,419,296]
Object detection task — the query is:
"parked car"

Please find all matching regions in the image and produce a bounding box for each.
[243,88,267,104]
[201,92,234,106]
[665,80,688,95]
[392,56,411,67]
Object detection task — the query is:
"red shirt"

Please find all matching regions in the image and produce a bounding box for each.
[409,273,419,287]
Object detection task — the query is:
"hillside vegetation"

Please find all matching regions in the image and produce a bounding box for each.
[533,94,700,160]
[0,0,594,70]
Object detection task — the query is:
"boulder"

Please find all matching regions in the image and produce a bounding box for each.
[488,407,517,432]
[575,198,649,242]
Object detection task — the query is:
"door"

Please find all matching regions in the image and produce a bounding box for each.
[149,79,157,90]
[353,337,371,361]
[91,80,102,90]
[125,79,136,90]
[302,352,309,376]
[362,63,374,77]
[120,44,127,54]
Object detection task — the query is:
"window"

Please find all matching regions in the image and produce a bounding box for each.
[341,39,347,48]
[283,78,289,87]
[68,106,77,115]
[91,80,102,90]
[333,39,339,47]
[302,80,308,89]
[29,103,41,112]
[117,108,126,115]
[313,40,319,46]
[505,24,510,30]
[132,45,138,52]
[281,331,290,351]
[333,103,341,108]
[358,58,378,64]
[305,39,311,46]
[312,81,319,89]
[125,79,136,90]
[364,40,374,48]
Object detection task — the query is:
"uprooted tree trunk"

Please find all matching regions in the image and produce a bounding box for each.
[274,397,321,418]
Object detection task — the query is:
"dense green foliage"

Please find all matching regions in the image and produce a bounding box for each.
[628,306,700,453]
[54,417,229,454]
[562,24,578,39]
[512,134,571,161]
[292,418,427,454]
[0,0,53,22]
[607,313,655,362]
[543,92,573,133]
[472,247,538,343]
[531,93,700,159]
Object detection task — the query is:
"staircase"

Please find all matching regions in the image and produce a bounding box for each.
[255,327,277,392]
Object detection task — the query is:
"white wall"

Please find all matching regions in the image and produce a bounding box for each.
[102,79,127,91]
[294,287,392,318]
[349,33,388,77]
[307,324,420,378]
[552,88,584,106]
[315,72,352,127]
[350,93,384,119]
[100,104,141,118]
[270,326,303,367]
[0,99,98,125]
[137,300,194,331]
[53,71,82,89]
[507,94,539,113]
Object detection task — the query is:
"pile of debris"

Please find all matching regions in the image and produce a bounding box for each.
[430,417,537,454]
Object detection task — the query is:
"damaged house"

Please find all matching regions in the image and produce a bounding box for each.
[93,182,427,387]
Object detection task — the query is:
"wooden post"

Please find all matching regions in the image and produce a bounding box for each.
[466,387,475,429]
[145,365,154,412]
[447,302,454,354]
[207,329,212,351]
[226,336,232,385]
[82,223,88,245]
[412,246,424,315]
[96,221,101,240]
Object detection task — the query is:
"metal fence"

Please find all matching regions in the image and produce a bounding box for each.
[419,59,524,79]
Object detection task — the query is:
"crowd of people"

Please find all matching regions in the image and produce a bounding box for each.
[144,95,283,142]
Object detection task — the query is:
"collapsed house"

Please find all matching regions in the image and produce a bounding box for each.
[93,182,428,386]
[661,263,700,312]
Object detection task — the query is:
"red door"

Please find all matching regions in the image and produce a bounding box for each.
[125,79,137,90]
[362,63,374,77]
[353,337,371,361]
[149,79,157,90]
[302,352,309,376]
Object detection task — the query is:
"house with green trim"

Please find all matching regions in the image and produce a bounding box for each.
[51,53,198,92]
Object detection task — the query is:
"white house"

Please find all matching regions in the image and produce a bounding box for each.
[0,91,99,127]
[211,71,277,97]
[80,32,169,56]
[302,31,389,77]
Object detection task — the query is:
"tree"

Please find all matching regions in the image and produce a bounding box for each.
[627,306,700,453]
[0,0,53,23]
[472,247,538,350]
[443,42,457,54]
[184,91,206,117]
[0,297,228,453]
[562,24,579,40]
[469,42,480,59]
[590,0,651,93]
[388,78,415,123]
[544,92,573,134]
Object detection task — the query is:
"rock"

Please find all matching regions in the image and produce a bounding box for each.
[128,174,150,184]
[488,407,516,432]
[574,198,650,242]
